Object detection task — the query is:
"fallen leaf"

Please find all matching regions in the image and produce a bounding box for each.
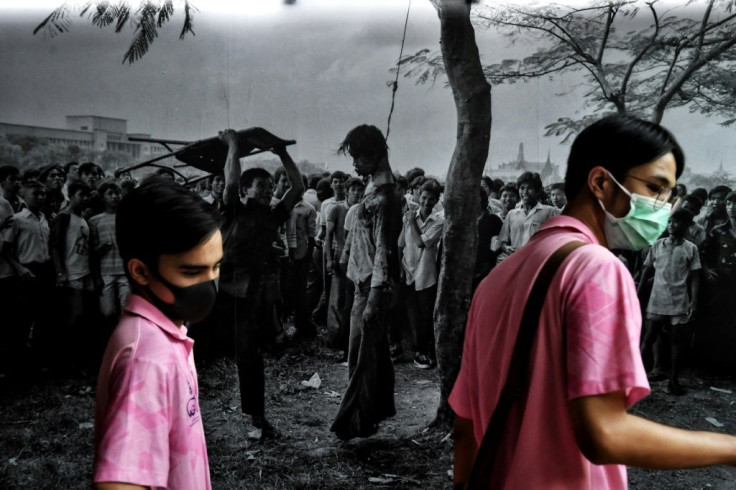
[369,476,395,484]
[710,387,733,394]
[300,373,322,389]
[705,417,725,428]
[414,380,431,385]
[78,422,94,430]
[323,390,341,398]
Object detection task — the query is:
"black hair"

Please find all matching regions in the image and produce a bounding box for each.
[550,182,565,192]
[405,167,425,185]
[79,162,102,176]
[492,179,505,193]
[307,174,322,190]
[479,187,489,210]
[500,183,519,198]
[409,176,426,190]
[481,175,493,190]
[516,172,543,192]
[347,177,366,191]
[273,167,287,184]
[39,164,66,184]
[565,114,685,201]
[22,169,40,183]
[239,167,273,190]
[675,183,687,197]
[681,194,703,209]
[670,208,693,224]
[64,161,79,172]
[316,178,334,200]
[691,187,708,203]
[393,172,408,192]
[208,172,225,184]
[419,181,441,200]
[0,165,20,181]
[709,185,732,198]
[98,181,122,196]
[337,124,388,162]
[330,171,348,182]
[68,181,92,197]
[725,191,736,203]
[116,176,222,274]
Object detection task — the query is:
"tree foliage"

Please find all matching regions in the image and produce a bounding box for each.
[33,0,196,64]
[401,0,736,141]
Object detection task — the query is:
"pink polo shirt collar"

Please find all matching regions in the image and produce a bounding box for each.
[537,214,601,246]
[123,293,194,352]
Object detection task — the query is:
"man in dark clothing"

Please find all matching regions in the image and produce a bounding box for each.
[331,124,402,440]
[218,129,304,439]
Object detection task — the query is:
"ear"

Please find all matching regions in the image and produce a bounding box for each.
[588,166,609,201]
[127,258,151,287]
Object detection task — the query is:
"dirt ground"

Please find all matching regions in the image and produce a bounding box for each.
[1,335,736,489]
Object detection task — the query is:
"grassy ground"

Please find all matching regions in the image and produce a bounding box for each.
[1,337,735,489]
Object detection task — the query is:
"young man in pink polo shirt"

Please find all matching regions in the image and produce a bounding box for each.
[451,115,736,489]
[93,176,223,490]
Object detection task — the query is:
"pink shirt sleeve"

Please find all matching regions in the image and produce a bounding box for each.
[94,354,172,487]
[564,253,650,407]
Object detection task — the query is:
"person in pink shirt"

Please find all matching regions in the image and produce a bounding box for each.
[93,176,222,490]
[451,115,736,489]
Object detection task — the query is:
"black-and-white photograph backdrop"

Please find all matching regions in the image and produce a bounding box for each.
[1,0,736,488]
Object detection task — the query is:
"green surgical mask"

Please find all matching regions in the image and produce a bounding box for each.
[598,172,672,250]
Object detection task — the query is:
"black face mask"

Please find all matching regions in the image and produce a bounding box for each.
[147,268,217,324]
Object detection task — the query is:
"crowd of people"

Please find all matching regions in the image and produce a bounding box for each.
[2,118,736,487]
[1,127,735,403]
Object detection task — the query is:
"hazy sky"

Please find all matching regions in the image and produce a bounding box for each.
[1,0,734,177]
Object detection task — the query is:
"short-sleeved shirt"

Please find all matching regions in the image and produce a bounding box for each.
[94,294,211,489]
[59,212,91,281]
[644,237,701,315]
[286,200,317,260]
[450,216,649,489]
[89,212,125,277]
[6,208,50,265]
[399,209,445,290]
[326,203,349,253]
[345,177,401,288]
[685,222,706,247]
[344,203,360,234]
[319,197,347,232]
[496,202,560,254]
[220,198,290,297]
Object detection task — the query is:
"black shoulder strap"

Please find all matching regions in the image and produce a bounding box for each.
[466,240,586,489]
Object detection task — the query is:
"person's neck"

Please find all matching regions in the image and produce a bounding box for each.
[562,194,607,247]
[71,207,83,217]
[523,200,537,213]
[419,208,431,220]
[27,207,42,217]
[336,193,346,201]
[212,190,222,200]
[104,207,116,214]
[668,234,684,244]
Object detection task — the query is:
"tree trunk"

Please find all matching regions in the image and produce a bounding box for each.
[431,0,492,427]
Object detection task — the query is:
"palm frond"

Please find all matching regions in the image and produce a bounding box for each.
[157,0,174,28]
[33,2,75,37]
[180,1,197,40]
[122,2,159,64]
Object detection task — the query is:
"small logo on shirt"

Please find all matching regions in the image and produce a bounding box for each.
[186,379,199,425]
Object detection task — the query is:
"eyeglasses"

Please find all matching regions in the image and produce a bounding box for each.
[625,174,675,210]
